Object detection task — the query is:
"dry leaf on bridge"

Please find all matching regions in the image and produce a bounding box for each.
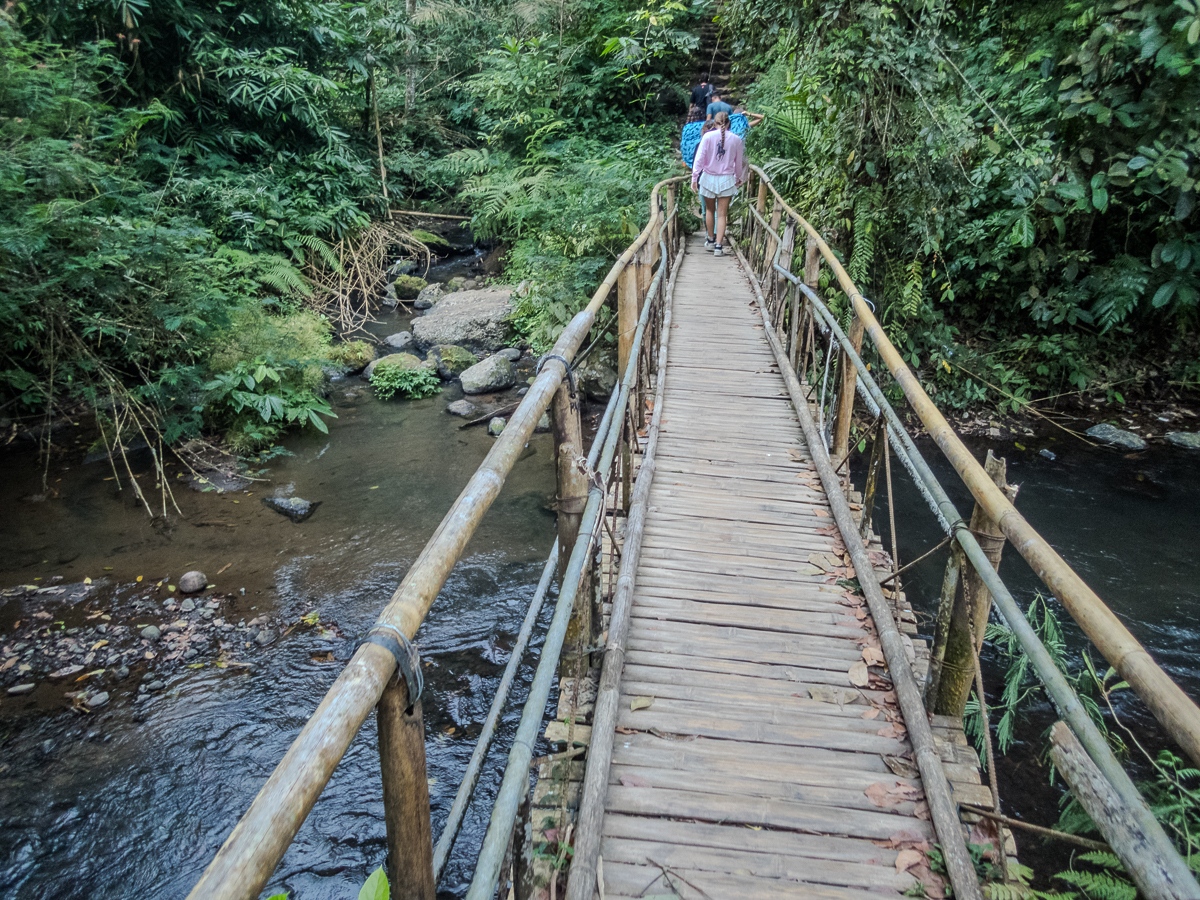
[848,661,870,687]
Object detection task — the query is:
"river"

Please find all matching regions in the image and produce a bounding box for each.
[2,293,1199,896]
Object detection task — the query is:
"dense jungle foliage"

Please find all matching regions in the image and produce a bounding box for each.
[731,0,1200,411]
[0,0,690,453]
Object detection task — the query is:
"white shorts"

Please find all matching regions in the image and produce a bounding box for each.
[698,172,739,199]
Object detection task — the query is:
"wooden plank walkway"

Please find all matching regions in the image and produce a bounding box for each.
[593,234,973,900]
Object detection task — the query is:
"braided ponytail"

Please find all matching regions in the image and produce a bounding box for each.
[714,111,730,158]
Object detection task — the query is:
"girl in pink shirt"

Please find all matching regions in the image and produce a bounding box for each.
[691,112,748,257]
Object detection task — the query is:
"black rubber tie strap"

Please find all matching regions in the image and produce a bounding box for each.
[364,624,423,707]
[537,353,577,397]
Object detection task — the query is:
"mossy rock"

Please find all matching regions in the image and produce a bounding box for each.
[412,229,451,251]
[429,344,478,380]
[328,340,374,374]
[364,352,432,380]
[392,274,427,300]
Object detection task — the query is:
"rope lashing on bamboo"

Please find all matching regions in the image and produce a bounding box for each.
[363,625,423,708]
[537,353,577,397]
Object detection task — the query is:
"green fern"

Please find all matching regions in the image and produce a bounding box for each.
[848,188,879,290]
[1053,868,1136,900]
[902,257,924,316]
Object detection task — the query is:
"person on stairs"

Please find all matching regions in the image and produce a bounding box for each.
[705,91,734,121]
[691,111,747,258]
[686,73,712,124]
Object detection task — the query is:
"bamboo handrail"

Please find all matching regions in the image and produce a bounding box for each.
[186,176,687,900]
[746,164,1200,769]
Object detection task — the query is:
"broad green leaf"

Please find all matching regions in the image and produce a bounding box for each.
[358,866,389,900]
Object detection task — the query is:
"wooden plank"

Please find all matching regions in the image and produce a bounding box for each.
[623,648,870,688]
[602,813,899,867]
[618,664,891,711]
[614,705,907,755]
[600,837,914,893]
[616,693,904,739]
[603,785,933,841]
[626,618,868,662]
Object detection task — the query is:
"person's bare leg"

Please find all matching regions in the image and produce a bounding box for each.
[715,195,731,246]
[704,196,716,240]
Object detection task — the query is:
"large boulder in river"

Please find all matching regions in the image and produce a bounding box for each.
[428,344,478,380]
[1086,423,1146,451]
[414,283,445,310]
[576,357,618,401]
[460,354,516,394]
[412,288,514,352]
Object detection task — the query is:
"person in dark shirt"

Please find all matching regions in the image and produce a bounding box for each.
[686,74,711,124]
[706,92,734,120]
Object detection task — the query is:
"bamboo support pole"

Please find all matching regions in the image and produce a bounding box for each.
[185,176,685,900]
[730,238,984,900]
[934,451,1016,717]
[859,418,887,540]
[1051,722,1200,900]
[748,165,1200,768]
[552,383,586,580]
[379,685,434,900]
[565,242,685,900]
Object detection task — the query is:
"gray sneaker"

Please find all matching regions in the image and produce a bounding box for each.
[713,243,724,257]
[704,236,716,248]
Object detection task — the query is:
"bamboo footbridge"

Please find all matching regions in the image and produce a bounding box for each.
[186,174,1200,900]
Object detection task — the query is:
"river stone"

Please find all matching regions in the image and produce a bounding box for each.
[140,626,161,641]
[384,331,414,350]
[147,680,165,692]
[364,352,429,380]
[488,417,506,436]
[88,691,109,708]
[1086,423,1146,450]
[447,399,477,418]
[180,598,196,612]
[429,344,477,380]
[535,412,550,433]
[413,283,445,310]
[412,288,515,352]
[1166,431,1200,449]
[497,347,521,361]
[447,276,467,292]
[179,571,206,594]
[263,496,321,522]
[460,355,516,394]
[7,683,34,695]
[392,274,427,300]
[576,358,618,400]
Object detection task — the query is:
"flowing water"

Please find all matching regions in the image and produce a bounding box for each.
[0,294,557,900]
[3,294,1199,898]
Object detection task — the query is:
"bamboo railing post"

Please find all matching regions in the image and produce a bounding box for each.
[755,177,768,216]
[859,419,887,540]
[926,542,965,707]
[803,235,820,291]
[831,313,865,465]
[1051,722,1200,900]
[552,382,586,580]
[378,680,435,900]
[933,451,1017,718]
[617,262,638,379]
[776,220,796,310]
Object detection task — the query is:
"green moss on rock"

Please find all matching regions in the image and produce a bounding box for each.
[411,229,451,250]
[392,274,427,299]
[328,340,374,373]
[429,344,478,379]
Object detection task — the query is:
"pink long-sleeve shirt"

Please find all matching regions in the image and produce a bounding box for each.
[691,128,748,188]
